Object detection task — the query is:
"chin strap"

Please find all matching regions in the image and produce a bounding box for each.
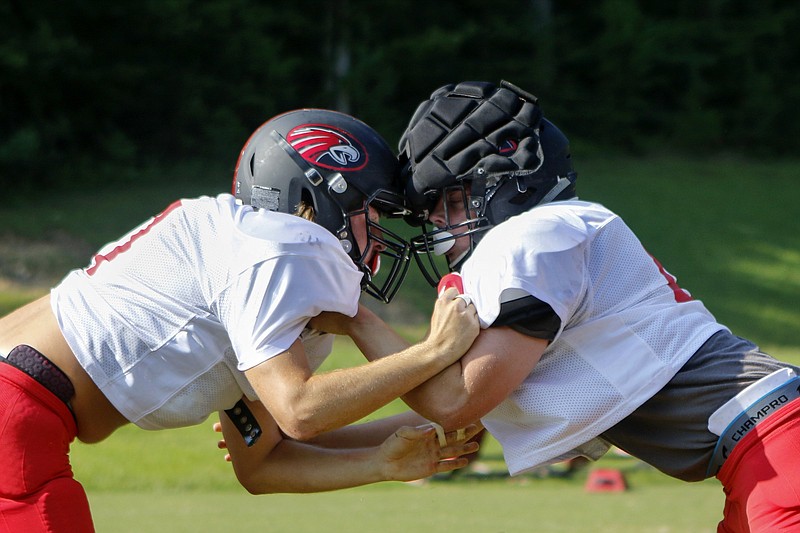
[536,175,574,206]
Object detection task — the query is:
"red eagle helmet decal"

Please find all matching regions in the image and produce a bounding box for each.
[287,123,369,172]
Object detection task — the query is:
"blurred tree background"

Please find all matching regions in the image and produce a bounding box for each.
[2,0,798,198]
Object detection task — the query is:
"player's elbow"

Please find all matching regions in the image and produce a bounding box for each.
[231,459,300,495]
[236,474,287,495]
[272,406,328,441]
[237,474,269,495]
[421,396,475,430]
[431,411,474,432]
[231,463,276,495]
[279,422,324,442]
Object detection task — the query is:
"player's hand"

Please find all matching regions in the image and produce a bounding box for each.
[212,421,232,462]
[379,423,481,482]
[425,287,480,359]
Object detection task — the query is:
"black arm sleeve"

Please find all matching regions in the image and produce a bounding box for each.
[491,294,561,341]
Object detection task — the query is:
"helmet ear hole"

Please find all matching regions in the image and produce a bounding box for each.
[296,188,316,221]
[300,188,313,208]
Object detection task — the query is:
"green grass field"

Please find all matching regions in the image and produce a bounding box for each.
[2,154,799,531]
[84,474,725,533]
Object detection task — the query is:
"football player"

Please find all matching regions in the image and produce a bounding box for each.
[330,80,800,532]
[0,109,479,532]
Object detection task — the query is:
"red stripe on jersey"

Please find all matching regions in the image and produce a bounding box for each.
[86,200,184,276]
[650,255,693,303]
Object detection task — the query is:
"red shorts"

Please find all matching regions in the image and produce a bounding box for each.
[716,396,800,533]
[0,361,95,532]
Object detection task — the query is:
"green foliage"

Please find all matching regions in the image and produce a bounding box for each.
[3,1,800,197]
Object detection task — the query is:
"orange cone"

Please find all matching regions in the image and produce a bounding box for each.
[584,468,627,492]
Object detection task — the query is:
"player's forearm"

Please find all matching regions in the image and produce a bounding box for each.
[287,338,468,439]
[336,303,412,361]
[401,363,477,429]
[274,292,478,440]
[235,440,388,494]
[319,305,476,430]
[304,411,427,448]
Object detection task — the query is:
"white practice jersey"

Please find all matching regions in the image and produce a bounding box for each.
[460,200,726,475]
[50,194,363,429]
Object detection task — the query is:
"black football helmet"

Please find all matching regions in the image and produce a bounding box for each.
[233,109,411,303]
[398,80,578,286]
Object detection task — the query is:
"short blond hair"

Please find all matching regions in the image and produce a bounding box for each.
[294,201,316,222]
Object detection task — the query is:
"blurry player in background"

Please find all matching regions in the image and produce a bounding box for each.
[0,109,479,532]
[325,80,800,532]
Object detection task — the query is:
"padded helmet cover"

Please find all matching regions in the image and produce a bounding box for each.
[398,80,577,284]
[398,80,576,225]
